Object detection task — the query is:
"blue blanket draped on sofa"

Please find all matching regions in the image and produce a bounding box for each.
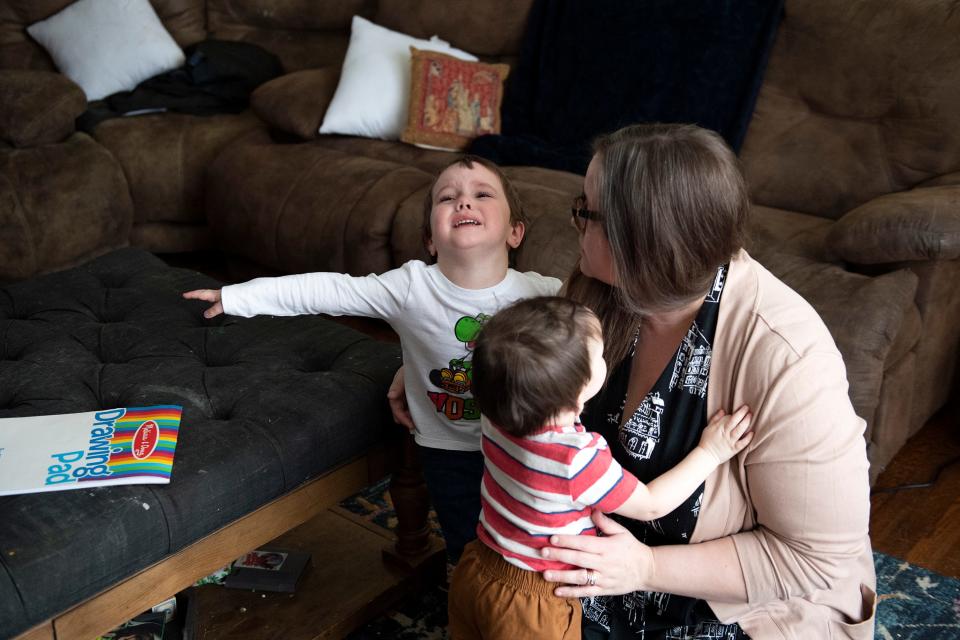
[470,0,784,174]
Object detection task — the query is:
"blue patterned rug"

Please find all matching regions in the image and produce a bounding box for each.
[873,552,960,639]
[340,477,960,639]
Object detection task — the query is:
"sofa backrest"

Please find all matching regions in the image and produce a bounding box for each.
[740,0,960,220]
[204,0,534,71]
[206,0,370,72]
[1,0,534,74]
[0,0,206,70]
[373,0,534,66]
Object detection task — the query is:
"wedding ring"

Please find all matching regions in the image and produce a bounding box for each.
[586,570,598,587]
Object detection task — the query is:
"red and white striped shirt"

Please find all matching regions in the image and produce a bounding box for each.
[477,416,639,571]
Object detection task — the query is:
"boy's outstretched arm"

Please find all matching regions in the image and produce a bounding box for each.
[183,289,223,319]
[614,406,753,521]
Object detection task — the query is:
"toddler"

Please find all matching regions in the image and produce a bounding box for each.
[447,296,752,640]
[183,155,562,564]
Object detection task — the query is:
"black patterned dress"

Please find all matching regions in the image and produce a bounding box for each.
[579,265,749,640]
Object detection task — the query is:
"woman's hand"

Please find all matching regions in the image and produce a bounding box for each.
[183,289,224,319]
[542,511,654,598]
[387,366,415,433]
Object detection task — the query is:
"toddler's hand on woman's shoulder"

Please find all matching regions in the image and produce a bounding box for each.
[697,405,753,464]
[183,288,224,319]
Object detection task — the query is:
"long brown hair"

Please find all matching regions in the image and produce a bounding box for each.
[566,123,749,367]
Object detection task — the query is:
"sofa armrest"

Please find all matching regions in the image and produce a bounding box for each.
[0,70,87,148]
[250,67,341,140]
[827,186,960,264]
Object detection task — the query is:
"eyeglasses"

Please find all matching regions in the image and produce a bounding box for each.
[570,194,602,233]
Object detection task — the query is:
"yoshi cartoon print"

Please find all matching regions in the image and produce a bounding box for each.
[426,313,489,422]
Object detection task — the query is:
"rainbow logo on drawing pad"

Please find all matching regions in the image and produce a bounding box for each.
[92,406,181,482]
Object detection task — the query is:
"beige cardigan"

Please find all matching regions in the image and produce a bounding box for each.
[694,250,876,639]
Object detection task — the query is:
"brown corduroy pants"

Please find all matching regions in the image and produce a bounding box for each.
[448,540,582,640]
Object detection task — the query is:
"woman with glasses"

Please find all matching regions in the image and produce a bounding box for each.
[540,123,875,639]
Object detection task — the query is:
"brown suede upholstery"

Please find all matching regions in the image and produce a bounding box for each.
[373,0,535,61]
[150,0,206,47]
[0,70,85,147]
[745,205,835,262]
[0,133,132,281]
[206,121,585,279]
[733,0,960,479]
[740,0,960,219]
[206,0,368,72]
[314,136,480,175]
[251,68,340,140]
[92,112,263,229]
[900,259,960,426]
[0,0,230,256]
[0,0,80,70]
[827,187,960,264]
[206,132,436,276]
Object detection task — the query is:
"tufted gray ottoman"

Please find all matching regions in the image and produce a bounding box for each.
[0,249,403,639]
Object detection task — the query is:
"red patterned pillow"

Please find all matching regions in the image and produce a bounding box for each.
[402,47,510,151]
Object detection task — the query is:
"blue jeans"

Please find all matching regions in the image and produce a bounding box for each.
[417,445,484,564]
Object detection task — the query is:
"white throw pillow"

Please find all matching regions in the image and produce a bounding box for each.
[27,0,185,101]
[319,16,477,140]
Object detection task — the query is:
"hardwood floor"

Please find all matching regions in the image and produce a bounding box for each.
[869,403,960,578]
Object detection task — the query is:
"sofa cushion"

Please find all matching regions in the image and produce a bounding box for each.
[92,111,264,227]
[207,131,585,279]
[26,0,185,101]
[826,186,960,264]
[251,68,341,140]
[207,135,436,276]
[0,70,86,148]
[745,205,837,264]
[150,0,206,47]
[0,132,132,282]
[319,16,476,141]
[0,1,76,70]
[740,0,960,219]
[313,136,465,175]
[0,248,402,636]
[885,303,922,369]
[401,48,510,151]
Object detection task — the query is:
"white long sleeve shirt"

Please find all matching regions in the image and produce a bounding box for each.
[221,260,562,451]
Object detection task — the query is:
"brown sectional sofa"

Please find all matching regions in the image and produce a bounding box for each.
[0,0,959,632]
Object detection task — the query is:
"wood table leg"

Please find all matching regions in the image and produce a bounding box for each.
[388,433,434,559]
